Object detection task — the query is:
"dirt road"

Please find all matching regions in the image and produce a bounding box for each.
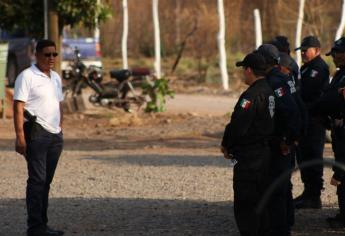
[0,94,344,236]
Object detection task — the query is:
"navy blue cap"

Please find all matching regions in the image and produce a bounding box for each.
[295,36,320,51]
[236,53,267,71]
[326,37,345,56]
[255,44,280,65]
[279,52,295,71]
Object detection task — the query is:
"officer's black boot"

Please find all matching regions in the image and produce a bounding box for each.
[327,213,345,229]
[294,189,322,209]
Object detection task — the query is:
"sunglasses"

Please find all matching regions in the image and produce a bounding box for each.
[44,52,58,58]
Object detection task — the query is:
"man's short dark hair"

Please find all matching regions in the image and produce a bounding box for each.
[270,36,290,54]
[36,39,56,53]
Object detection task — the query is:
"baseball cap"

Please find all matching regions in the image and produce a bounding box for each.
[236,53,267,71]
[279,52,295,71]
[295,36,321,51]
[326,37,345,56]
[255,44,280,65]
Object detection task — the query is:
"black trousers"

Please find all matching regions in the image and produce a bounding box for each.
[24,122,63,233]
[297,118,325,197]
[233,145,271,236]
[268,141,294,236]
[331,127,345,221]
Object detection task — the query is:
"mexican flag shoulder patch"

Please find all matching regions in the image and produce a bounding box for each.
[240,98,251,110]
[274,87,285,97]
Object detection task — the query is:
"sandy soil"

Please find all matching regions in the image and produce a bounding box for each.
[0,94,344,236]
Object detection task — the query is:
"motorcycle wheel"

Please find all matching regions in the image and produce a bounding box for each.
[121,95,146,112]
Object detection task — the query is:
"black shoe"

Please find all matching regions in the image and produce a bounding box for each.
[46,226,64,236]
[293,193,305,205]
[294,197,322,209]
[327,214,345,229]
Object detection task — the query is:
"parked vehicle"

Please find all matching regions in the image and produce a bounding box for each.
[0,31,102,87]
[61,37,102,80]
[64,48,150,112]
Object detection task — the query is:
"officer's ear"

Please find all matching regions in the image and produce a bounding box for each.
[315,47,321,55]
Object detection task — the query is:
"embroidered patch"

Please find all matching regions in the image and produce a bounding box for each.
[287,80,297,94]
[268,95,275,118]
[310,69,319,78]
[240,99,251,110]
[274,87,285,97]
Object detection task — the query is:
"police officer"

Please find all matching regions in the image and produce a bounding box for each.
[221,53,275,236]
[313,37,345,228]
[270,36,300,86]
[278,52,308,229]
[256,44,301,236]
[294,36,330,209]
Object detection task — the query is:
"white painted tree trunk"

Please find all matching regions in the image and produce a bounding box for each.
[295,0,305,67]
[254,9,262,49]
[122,0,129,69]
[217,0,229,90]
[335,0,345,40]
[94,0,101,40]
[153,0,161,78]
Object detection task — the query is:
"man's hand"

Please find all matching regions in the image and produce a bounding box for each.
[330,177,341,186]
[15,136,27,156]
[220,146,232,159]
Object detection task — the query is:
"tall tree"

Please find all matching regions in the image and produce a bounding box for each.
[0,0,111,71]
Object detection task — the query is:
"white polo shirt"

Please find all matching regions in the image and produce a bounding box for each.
[14,65,64,134]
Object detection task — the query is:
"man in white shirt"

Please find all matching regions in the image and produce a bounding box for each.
[13,39,64,236]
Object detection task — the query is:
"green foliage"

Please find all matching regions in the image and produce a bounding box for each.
[0,0,44,37]
[142,78,175,113]
[0,0,111,37]
[57,0,112,30]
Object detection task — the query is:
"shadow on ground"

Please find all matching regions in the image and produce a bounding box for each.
[1,198,344,236]
[0,198,235,236]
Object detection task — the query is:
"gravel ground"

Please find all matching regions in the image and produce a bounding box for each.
[0,97,345,235]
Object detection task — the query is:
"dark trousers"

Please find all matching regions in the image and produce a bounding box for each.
[331,127,345,221]
[297,118,325,197]
[268,142,294,236]
[24,122,63,232]
[233,145,270,236]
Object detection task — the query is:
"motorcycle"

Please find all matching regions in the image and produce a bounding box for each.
[63,48,151,112]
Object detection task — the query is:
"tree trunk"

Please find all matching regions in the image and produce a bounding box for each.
[152,0,161,78]
[336,0,345,40]
[254,9,262,49]
[122,0,129,69]
[48,2,61,74]
[295,0,305,67]
[217,0,229,90]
